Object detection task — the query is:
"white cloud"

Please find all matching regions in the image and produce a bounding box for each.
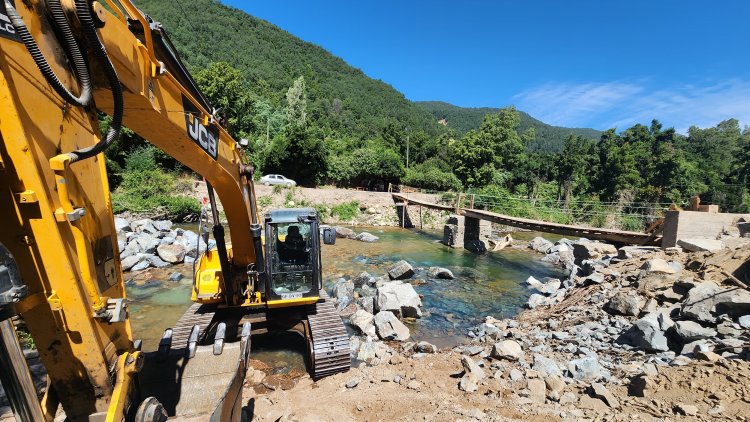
[513,79,750,132]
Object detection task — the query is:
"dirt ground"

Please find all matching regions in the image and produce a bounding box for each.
[243,346,750,422]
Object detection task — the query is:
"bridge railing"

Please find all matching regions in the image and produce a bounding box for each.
[391,184,672,232]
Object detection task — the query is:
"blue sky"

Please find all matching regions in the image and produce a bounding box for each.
[228,1,749,132]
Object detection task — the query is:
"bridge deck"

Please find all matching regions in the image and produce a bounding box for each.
[392,193,658,245]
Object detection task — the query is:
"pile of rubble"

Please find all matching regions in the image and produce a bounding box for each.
[329,260,453,365]
[115,216,213,271]
[447,235,749,417]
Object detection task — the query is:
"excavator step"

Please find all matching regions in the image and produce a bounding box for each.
[307,290,350,379]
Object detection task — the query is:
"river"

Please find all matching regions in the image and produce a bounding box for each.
[125,227,564,371]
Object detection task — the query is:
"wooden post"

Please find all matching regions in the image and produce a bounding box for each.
[470,194,475,209]
[419,205,423,229]
[401,202,406,228]
[455,193,462,214]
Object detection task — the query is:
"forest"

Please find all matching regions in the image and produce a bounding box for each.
[107,0,750,223]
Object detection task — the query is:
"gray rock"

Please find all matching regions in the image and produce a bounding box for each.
[156,243,186,264]
[532,354,562,378]
[491,340,523,361]
[529,237,554,254]
[152,220,173,232]
[117,233,126,253]
[415,341,437,354]
[673,320,717,342]
[675,403,699,416]
[346,377,360,388]
[114,217,131,232]
[572,242,617,265]
[568,356,603,382]
[461,355,485,380]
[677,238,724,252]
[334,226,356,239]
[360,296,375,314]
[351,272,372,288]
[427,267,454,279]
[135,234,160,254]
[331,279,355,312]
[375,281,422,318]
[131,258,151,271]
[169,272,184,282]
[591,382,620,408]
[132,218,158,235]
[374,311,410,341]
[619,313,669,352]
[349,310,376,338]
[605,292,642,316]
[356,340,378,362]
[739,315,750,329]
[641,258,681,275]
[463,345,484,356]
[584,273,605,285]
[121,255,141,271]
[526,276,561,296]
[120,239,140,259]
[509,368,524,381]
[459,372,480,392]
[682,281,750,323]
[387,260,414,280]
[527,293,552,309]
[145,254,170,269]
[159,236,176,246]
[355,232,379,243]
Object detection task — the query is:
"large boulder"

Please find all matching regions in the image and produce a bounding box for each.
[618,313,669,352]
[349,310,377,338]
[376,281,422,318]
[567,355,603,382]
[334,226,356,239]
[156,244,186,264]
[529,237,554,254]
[572,242,617,264]
[641,258,681,275]
[605,292,643,316]
[134,234,160,254]
[525,276,560,296]
[351,272,372,288]
[461,355,485,381]
[152,220,173,232]
[387,260,414,280]
[114,217,131,232]
[132,218,158,235]
[331,279,355,312]
[145,254,170,269]
[355,232,379,243]
[673,320,717,342]
[121,255,141,271]
[682,281,750,323]
[120,240,140,259]
[373,311,410,341]
[532,354,562,378]
[491,340,522,361]
[130,258,151,271]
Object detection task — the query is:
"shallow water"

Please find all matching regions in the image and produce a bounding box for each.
[126,227,565,352]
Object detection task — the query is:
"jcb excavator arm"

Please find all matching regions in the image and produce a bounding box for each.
[0,0,256,420]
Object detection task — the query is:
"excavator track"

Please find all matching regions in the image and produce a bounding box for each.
[307,290,351,379]
[169,302,217,349]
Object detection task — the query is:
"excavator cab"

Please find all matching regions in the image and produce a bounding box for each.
[264,208,327,306]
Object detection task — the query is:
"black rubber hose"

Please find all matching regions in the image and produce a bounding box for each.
[66,0,123,163]
[4,0,91,107]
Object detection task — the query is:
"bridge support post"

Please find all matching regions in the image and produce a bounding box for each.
[442,215,491,252]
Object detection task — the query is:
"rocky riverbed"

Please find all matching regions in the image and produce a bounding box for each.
[244,236,750,421]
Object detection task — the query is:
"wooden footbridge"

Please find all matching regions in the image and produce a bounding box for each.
[391,193,660,245]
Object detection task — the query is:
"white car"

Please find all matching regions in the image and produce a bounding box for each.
[260,174,296,186]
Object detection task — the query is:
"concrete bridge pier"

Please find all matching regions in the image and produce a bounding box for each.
[443,215,491,253]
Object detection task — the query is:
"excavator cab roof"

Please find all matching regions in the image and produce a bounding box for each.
[264,208,318,224]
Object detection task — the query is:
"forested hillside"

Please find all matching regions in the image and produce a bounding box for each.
[135,0,441,140]
[107,0,749,224]
[418,101,602,152]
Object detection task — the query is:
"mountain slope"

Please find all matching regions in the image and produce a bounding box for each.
[136,0,442,138]
[418,101,602,152]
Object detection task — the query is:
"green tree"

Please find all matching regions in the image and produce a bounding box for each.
[285,76,308,128]
[194,62,255,138]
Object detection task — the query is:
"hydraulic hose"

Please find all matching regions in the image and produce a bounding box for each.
[4,0,92,107]
[66,0,122,163]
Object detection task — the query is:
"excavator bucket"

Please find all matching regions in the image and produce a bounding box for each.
[138,310,251,421]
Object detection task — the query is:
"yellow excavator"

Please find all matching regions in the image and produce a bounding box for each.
[0,0,349,420]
